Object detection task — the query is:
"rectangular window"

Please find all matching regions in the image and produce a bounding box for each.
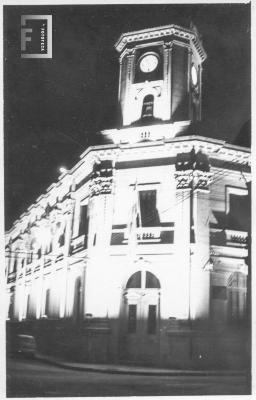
[228,272,247,322]
[147,305,157,334]
[212,285,227,300]
[79,205,89,247]
[229,194,249,230]
[139,190,159,227]
[226,187,250,231]
[128,304,137,333]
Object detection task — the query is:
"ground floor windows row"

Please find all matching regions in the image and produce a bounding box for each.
[7,277,82,321]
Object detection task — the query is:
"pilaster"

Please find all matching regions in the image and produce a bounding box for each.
[163,43,172,121]
[174,170,192,320]
[190,170,212,320]
[85,162,114,318]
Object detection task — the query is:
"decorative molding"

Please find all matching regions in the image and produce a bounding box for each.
[174,169,212,190]
[89,176,113,197]
[192,170,212,190]
[115,24,207,62]
[174,170,193,189]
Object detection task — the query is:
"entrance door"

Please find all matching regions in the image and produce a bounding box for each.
[123,271,161,365]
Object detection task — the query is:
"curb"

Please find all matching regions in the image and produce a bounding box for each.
[35,354,248,377]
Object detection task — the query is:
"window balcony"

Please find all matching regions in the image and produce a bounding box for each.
[210,228,248,248]
[44,258,51,268]
[71,234,86,254]
[7,272,16,283]
[125,227,161,243]
[111,225,174,245]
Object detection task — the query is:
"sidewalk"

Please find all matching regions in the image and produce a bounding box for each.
[35,353,247,377]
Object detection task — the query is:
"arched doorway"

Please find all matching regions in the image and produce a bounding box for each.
[122,270,161,364]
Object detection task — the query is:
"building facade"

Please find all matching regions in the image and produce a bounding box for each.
[6,24,250,368]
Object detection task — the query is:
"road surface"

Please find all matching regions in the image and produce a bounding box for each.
[6,357,250,397]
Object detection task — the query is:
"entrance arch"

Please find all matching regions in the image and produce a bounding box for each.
[122,270,161,364]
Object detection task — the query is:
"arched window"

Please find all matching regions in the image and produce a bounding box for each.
[145,271,161,288]
[141,95,154,118]
[126,271,160,289]
[126,271,141,289]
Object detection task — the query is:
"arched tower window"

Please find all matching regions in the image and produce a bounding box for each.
[141,95,154,119]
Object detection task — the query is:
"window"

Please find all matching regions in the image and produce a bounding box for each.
[45,288,50,317]
[58,228,65,247]
[147,305,157,334]
[212,286,227,300]
[8,287,15,319]
[27,251,33,264]
[146,271,160,289]
[79,204,89,247]
[139,190,160,227]
[128,304,137,333]
[45,241,52,255]
[26,294,31,318]
[226,187,250,231]
[73,277,81,321]
[126,271,141,289]
[37,248,42,259]
[141,95,154,118]
[13,256,18,272]
[227,272,247,322]
[126,271,160,289]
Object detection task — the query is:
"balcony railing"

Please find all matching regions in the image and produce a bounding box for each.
[71,234,86,253]
[111,225,174,245]
[7,272,16,283]
[210,228,248,248]
[44,258,51,268]
[124,227,161,243]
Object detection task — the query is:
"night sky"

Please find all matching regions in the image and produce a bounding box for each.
[4,3,250,230]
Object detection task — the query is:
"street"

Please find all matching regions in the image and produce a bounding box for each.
[6,357,250,397]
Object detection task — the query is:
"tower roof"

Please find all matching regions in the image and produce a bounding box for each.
[115,24,207,62]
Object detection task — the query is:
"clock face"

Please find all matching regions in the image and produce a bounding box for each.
[191,64,198,86]
[139,53,159,73]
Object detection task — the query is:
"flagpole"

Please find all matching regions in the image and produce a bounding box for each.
[128,179,139,262]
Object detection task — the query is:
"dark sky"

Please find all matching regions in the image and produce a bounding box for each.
[4,3,251,230]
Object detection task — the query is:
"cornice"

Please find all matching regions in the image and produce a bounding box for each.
[115,24,207,62]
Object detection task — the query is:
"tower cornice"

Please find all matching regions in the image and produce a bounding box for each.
[115,24,207,62]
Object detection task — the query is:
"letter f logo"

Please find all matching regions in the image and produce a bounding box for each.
[21,16,32,52]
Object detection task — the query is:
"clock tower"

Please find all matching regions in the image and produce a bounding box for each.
[115,24,206,131]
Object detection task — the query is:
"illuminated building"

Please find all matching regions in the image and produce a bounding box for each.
[5,24,250,368]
